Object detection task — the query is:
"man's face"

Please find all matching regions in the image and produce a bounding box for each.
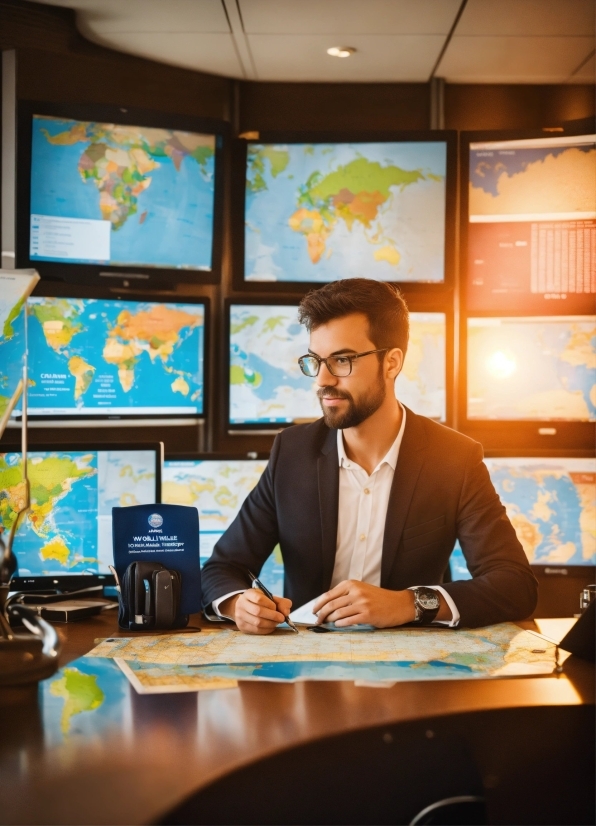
[309,312,392,430]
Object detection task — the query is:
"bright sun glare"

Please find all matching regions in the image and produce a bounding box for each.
[486,350,517,379]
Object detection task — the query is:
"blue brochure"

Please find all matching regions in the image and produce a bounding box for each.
[112,504,201,614]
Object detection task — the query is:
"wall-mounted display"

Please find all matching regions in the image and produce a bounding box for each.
[16,102,226,287]
[227,301,448,428]
[3,443,162,592]
[21,295,207,421]
[467,316,595,422]
[233,131,456,292]
[465,133,596,314]
[162,455,282,593]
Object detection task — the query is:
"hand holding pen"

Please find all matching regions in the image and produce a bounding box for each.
[248,570,299,633]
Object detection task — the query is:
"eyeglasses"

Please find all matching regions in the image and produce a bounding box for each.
[298,348,389,378]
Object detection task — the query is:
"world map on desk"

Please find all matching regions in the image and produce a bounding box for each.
[230,305,447,424]
[245,142,446,283]
[25,297,205,416]
[89,623,557,691]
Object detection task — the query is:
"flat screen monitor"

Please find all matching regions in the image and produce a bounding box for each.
[450,455,596,579]
[16,101,226,286]
[3,442,162,592]
[467,316,595,422]
[18,294,207,420]
[465,133,596,314]
[228,302,447,427]
[162,455,283,594]
[235,132,456,290]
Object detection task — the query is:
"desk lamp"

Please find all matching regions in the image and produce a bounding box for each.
[0,353,60,686]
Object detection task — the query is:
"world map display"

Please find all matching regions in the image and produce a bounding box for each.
[485,458,596,566]
[245,142,446,283]
[26,297,205,416]
[230,305,446,424]
[467,316,596,421]
[0,449,157,576]
[469,139,596,219]
[89,623,558,691]
[30,115,216,270]
[0,271,39,426]
[162,458,283,594]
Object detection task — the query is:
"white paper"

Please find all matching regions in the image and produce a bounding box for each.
[289,597,320,625]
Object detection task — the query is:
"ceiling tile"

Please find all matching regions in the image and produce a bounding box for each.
[457,0,596,37]
[239,0,460,34]
[438,36,596,82]
[31,0,231,34]
[247,34,444,81]
[81,32,244,77]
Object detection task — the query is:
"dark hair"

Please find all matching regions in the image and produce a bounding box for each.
[298,278,409,356]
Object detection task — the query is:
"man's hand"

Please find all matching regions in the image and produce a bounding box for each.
[313,581,416,628]
[220,590,292,635]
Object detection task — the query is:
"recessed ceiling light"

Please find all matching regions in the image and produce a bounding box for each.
[327,47,356,58]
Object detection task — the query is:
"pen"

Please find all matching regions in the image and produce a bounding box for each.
[247,570,299,633]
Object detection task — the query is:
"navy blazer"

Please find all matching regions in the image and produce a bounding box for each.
[201,409,538,627]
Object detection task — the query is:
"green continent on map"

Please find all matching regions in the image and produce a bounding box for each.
[3,298,24,340]
[290,158,431,264]
[247,146,290,193]
[0,454,96,567]
[49,668,104,735]
[41,121,215,232]
[30,300,82,352]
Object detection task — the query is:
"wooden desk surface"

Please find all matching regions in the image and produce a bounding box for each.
[0,611,593,825]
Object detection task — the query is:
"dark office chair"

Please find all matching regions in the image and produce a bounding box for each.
[160,718,486,825]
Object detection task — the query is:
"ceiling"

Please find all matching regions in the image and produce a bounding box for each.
[28,0,596,83]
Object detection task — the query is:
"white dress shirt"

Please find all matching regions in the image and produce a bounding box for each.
[211,406,459,626]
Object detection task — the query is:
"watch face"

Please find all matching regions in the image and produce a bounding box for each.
[418,590,440,610]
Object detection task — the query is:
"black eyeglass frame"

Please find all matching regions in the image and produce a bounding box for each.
[298,348,390,378]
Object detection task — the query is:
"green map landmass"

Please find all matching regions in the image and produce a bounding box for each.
[0,454,97,567]
[49,668,105,735]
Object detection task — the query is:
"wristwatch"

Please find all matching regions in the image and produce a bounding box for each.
[411,587,441,625]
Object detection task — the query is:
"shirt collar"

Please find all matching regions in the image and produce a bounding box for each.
[337,404,406,472]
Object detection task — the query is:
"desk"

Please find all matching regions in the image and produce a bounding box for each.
[0,612,594,825]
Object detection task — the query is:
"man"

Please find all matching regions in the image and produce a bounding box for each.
[202,278,537,633]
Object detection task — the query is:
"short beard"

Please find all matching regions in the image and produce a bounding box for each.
[317,375,386,430]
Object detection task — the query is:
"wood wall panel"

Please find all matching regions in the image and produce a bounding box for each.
[238,81,431,132]
[445,83,595,132]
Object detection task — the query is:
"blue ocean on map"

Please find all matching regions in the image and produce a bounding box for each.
[30,117,215,269]
[245,141,446,283]
[8,451,99,577]
[26,298,204,415]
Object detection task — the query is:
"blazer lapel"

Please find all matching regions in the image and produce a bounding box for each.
[381,408,428,587]
[318,427,339,592]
